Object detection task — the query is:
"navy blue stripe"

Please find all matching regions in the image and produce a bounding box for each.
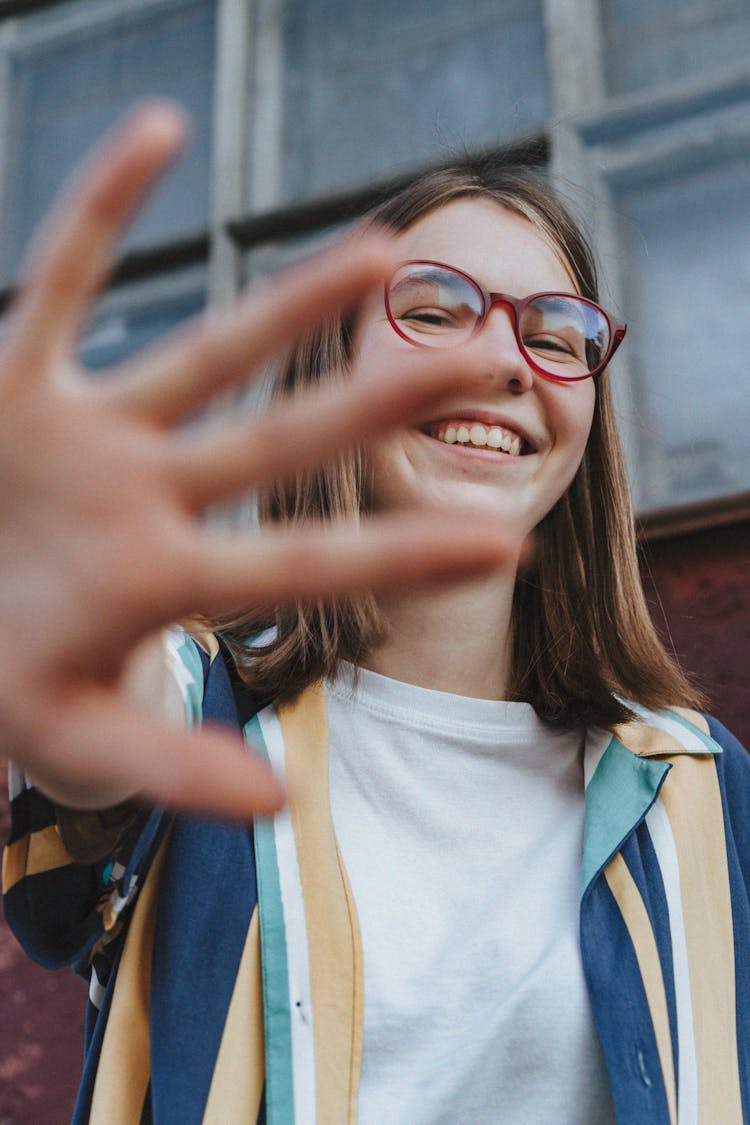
[581,875,672,1125]
[620,823,679,1095]
[3,865,102,969]
[6,784,57,844]
[219,635,264,726]
[707,716,750,1124]
[149,649,261,1123]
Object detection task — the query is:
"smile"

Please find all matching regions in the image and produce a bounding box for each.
[426,419,529,456]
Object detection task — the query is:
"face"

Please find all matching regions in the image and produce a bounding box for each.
[353,198,596,538]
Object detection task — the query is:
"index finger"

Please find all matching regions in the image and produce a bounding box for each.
[101,232,400,425]
[6,101,189,376]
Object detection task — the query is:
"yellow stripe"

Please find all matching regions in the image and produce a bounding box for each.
[202,907,265,1124]
[604,853,677,1125]
[89,834,170,1125]
[337,841,365,1105]
[278,683,363,1124]
[660,755,743,1122]
[2,825,74,892]
[613,721,687,759]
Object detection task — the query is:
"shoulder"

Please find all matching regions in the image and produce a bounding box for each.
[703,713,750,795]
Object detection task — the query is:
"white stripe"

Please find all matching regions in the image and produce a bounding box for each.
[165,625,203,728]
[8,764,32,801]
[88,964,106,1010]
[628,705,709,753]
[583,727,613,789]
[105,873,140,922]
[645,798,698,1125]
[257,706,316,1122]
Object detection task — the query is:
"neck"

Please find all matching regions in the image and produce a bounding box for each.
[362,567,517,700]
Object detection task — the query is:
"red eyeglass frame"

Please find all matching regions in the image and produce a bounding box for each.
[384,259,627,383]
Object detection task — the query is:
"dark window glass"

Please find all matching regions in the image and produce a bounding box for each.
[2,0,216,284]
[618,156,750,508]
[264,0,547,204]
[80,268,205,373]
[602,0,750,95]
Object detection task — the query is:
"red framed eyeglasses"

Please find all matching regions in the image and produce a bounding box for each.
[385,260,627,383]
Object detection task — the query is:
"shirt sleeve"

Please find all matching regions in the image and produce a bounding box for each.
[1,626,210,975]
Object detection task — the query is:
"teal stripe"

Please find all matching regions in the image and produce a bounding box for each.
[582,736,671,896]
[246,713,296,1125]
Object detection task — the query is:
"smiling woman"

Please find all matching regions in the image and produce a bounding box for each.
[221,173,690,727]
[5,141,750,1125]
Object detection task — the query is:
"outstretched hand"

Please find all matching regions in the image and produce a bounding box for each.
[0,102,515,820]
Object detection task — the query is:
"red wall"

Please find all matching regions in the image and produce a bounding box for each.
[1,519,749,1121]
[640,519,750,745]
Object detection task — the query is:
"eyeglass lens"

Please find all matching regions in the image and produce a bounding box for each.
[387,264,611,379]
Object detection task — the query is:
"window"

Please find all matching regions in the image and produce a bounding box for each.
[602,0,750,95]
[616,154,750,509]
[254,0,548,205]
[0,0,216,284]
[80,266,206,373]
[0,0,747,524]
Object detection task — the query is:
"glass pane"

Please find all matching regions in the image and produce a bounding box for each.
[257,0,547,205]
[617,156,750,509]
[80,266,205,374]
[602,0,750,95]
[239,227,348,418]
[243,224,348,284]
[2,0,216,284]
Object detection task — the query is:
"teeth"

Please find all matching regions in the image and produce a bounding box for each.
[433,421,525,456]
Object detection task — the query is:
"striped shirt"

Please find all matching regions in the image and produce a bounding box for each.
[3,627,750,1124]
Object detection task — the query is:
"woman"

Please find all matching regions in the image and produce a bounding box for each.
[5,109,750,1124]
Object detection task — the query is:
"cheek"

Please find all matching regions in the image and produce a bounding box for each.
[365,430,418,511]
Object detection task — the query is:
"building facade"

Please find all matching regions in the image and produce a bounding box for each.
[1,0,749,1119]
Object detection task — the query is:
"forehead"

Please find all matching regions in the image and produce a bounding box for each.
[393,197,577,296]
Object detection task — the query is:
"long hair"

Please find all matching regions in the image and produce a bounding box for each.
[216,162,702,728]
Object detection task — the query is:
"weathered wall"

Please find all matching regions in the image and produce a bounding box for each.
[641,520,750,744]
[0,785,85,1125]
[1,519,749,1122]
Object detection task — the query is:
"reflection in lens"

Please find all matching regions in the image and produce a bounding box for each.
[523,296,609,375]
[388,265,482,345]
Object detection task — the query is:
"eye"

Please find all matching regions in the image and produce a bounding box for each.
[402,307,455,328]
[525,334,577,358]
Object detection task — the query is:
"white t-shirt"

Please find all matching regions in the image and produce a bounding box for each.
[326,663,616,1125]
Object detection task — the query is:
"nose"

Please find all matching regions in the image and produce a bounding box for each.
[476,303,534,393]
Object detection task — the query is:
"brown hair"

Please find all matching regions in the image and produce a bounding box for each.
[216,161,702,728]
